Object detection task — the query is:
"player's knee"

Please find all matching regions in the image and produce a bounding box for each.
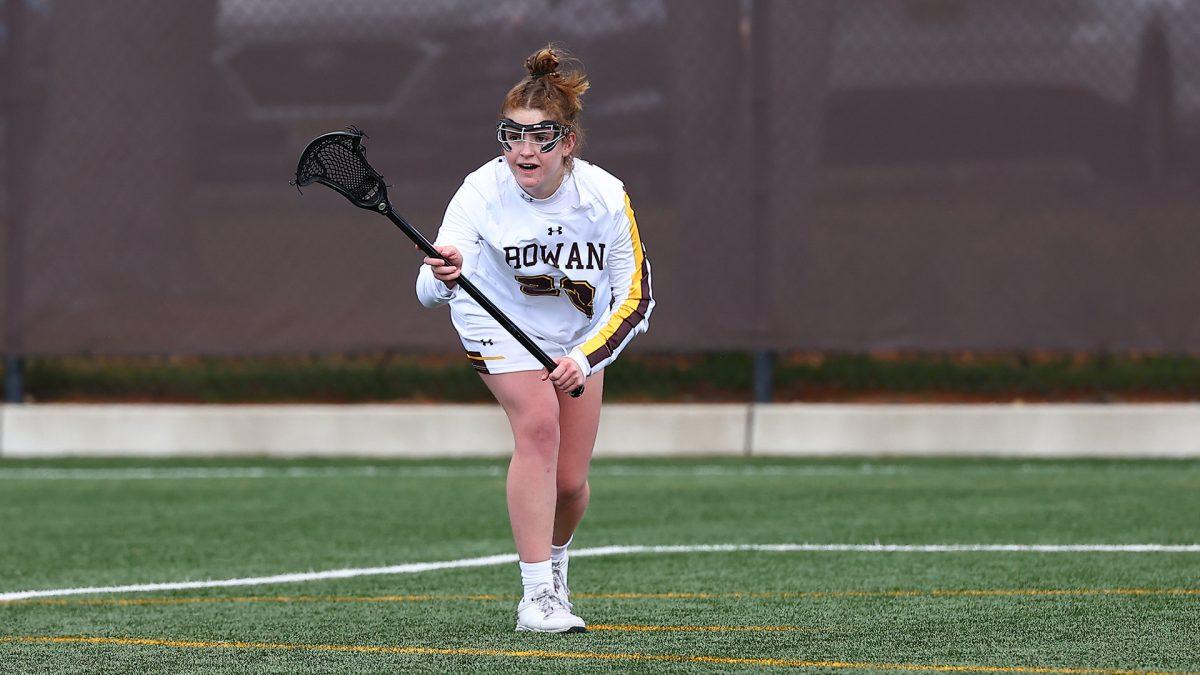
[557,477,588,503]
[514,415,560,456]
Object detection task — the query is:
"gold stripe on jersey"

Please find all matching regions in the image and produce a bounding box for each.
[580,193,651,368]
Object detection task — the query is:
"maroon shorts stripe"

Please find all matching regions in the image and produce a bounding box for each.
[465,350,491,374]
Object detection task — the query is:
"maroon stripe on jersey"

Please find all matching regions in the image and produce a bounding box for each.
[586,248,652,369]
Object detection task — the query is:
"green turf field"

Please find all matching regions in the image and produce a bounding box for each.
[1,457,1197,673]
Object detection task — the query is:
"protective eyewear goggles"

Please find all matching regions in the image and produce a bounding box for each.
[496,118,570,153]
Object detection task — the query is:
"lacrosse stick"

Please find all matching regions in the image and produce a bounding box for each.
[292,129,584,397]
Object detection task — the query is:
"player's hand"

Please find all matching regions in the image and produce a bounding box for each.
[543,357,584,393]
[421,245,463,288]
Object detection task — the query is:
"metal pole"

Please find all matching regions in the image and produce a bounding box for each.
[3,0,27,403]
[4,357,23,402]
[753,349,775,404]
[750,0,774,403]
[749,0,837,404]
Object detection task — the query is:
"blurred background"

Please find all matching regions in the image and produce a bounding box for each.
[3,0,1200,404]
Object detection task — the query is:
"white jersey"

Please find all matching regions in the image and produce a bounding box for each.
[416,157,654,376]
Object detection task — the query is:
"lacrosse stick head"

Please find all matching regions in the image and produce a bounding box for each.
[293,129,389,210]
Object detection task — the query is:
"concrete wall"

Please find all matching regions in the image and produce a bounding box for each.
[3,403,1199,458]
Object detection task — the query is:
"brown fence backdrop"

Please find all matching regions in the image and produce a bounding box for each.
[3,0,1200,356]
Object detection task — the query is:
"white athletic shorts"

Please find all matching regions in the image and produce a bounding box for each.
[459,329,572,375]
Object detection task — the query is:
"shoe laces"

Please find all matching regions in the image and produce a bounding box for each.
[552,565,572,609]
[533,585,570,617]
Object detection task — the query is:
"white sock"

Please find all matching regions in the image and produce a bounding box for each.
[519,559,553,598]
[550,535,573,565]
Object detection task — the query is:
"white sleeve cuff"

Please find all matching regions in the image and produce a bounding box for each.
[567,348,592,378]
[433,279,457,301]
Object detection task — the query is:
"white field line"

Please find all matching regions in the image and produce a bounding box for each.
[3,543,1199,603]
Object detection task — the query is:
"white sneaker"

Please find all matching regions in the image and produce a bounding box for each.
[516,583,586,633]
[551,557,572,610]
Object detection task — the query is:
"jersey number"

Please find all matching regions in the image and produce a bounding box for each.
[515,275,596,319]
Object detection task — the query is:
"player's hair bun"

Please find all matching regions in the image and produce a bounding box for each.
[519,45,589,113]
[525,47,560,80]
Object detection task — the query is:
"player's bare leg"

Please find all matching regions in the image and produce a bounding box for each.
[550,369,603,608]
[482,369,585,632]
[553,369,604,545]
[481,370,561,563]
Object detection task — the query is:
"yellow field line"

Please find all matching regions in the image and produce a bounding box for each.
[0,635,1177,674]
[588,588,1200,600]
[588,624,812,632]
[9,588,1198,607]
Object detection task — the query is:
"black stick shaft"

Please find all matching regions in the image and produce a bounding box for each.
[383,205,585,398]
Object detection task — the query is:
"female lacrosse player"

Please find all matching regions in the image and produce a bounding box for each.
[416,46,653,633]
